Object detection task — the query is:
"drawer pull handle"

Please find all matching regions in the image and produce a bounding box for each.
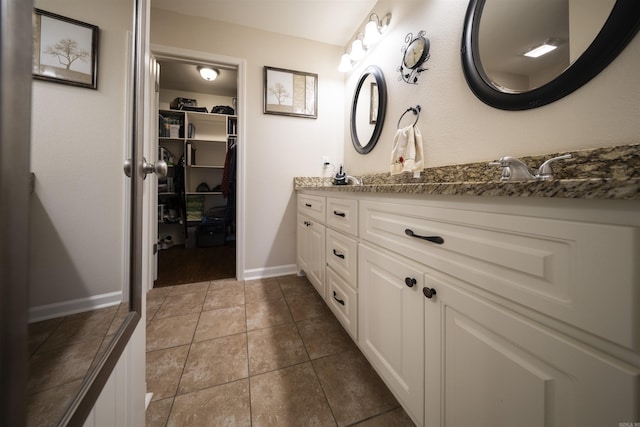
[405,277,416,288]
[333,291,345,305]
[423,287,437,299]
[305,203,312,207]
[405,228,444,245]
[333,210,346,217]
[332,249,345,259]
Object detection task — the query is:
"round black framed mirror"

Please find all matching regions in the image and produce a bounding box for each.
[351,65,387,154]
[461,0,640,110]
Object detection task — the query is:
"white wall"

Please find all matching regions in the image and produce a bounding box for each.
[343,0,640,174]
[30,0,133,308]
[150,8,345,275]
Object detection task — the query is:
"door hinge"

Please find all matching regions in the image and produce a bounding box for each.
[153,243,158,254]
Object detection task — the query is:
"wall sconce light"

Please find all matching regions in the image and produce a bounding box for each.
[338,53,353,72]
[198,66,219,81]
[349,35,366,62]
[363,13,391,48]
[338,11,392,72]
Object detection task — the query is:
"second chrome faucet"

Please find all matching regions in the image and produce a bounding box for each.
[489,154,572,182]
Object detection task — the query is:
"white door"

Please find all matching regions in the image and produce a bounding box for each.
[424,272,640,427]
[147,55,161,288]
[0,0,149,423]
[358,244,424,426]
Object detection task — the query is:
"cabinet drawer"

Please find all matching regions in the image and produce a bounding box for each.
[326,267,357,340]
[360,199,640,351]
[326,197,358,237]
[326,229,358,288]
[297,193,326,223]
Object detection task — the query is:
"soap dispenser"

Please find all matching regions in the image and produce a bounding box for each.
[334,164,347,185]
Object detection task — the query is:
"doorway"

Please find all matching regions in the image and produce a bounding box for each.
[151,52,242,287]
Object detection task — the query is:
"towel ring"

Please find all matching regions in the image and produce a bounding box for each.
[397,105,421,129]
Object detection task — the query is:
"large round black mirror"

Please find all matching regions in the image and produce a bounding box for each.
[462,0,640,110]
[351,65,387,154]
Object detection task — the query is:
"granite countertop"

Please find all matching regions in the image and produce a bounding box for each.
[294,144,640,200]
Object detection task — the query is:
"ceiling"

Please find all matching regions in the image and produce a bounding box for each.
[153,0,376,99]
[158,60,239,97]
[151,0,377,47]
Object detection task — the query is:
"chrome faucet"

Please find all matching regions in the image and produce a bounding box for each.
[489,154,572,182]
[346,175,362,186]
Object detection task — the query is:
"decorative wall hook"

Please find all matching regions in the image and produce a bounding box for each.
[398,31,430,84]
[397,105,421,128]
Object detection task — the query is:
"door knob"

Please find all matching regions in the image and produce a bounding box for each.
[123,159,132,177]
[123,157,168,178]
[142,157,168,178]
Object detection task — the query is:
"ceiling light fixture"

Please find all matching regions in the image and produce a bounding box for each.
[198,66,219,81]
[524,43,557,58]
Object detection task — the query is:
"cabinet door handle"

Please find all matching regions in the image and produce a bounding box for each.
[423,287,437,299]
[405,228,444,245]
[333,291,345,305]
[305,203,312,207]
[333,210,346,217]
[405,277,416,288]
[332,249,345,259]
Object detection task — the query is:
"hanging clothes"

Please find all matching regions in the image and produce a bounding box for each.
[221,142,237,236]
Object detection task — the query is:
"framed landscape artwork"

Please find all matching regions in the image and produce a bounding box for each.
[264,66,318,119]
[32,9,99,89]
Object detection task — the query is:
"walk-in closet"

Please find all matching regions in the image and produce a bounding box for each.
[155,59,238,286]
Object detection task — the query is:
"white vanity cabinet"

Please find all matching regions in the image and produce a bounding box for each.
[297,190,640,427]
[325,196,359,339]
[297,194,326,297]
[358,196,640,427]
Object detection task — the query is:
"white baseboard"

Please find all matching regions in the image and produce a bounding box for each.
[28,291,123,323]
[242,264,298,281]
[145,393,154,410]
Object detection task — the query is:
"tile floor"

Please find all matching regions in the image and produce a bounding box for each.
[146,275,416,427]
[27,302,130,426]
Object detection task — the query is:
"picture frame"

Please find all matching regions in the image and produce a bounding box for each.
[369,82,379,124]
[32,9,99,90]
[264,66,318,119]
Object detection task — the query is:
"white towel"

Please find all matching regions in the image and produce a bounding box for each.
[390,125,424,178]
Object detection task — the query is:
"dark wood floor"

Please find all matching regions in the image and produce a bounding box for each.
[155,243,236,287]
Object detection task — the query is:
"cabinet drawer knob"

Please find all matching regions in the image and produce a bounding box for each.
[305,203,312,207]
[332,249,345,259]
[423,287,437,299]
[405,277,417,288]
[333,291,345,305]
[405,228,444,245]
[333,210,346,217]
